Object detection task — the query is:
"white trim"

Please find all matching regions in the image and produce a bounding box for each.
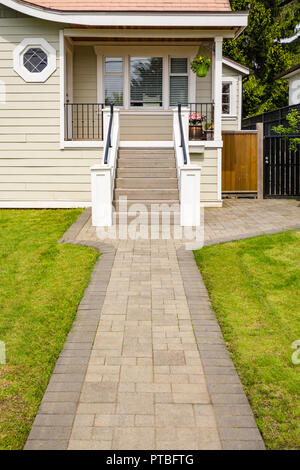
[0,201,91,208]
[0,1,249,29]
[201,201,223,207]
[222,76,237,118]
[13,38,56,83]
[65,28,240,40]
[189,140,223,149]
[63,141,104,148]
[217,147,222,201]
[222,57,250,75]
[214,37,223,141]
[59,30,65,149]
[238,75,242,130]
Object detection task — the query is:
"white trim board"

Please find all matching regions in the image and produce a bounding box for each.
[222,57,250,75]
[0,0,248,31]
[0,201,92,208]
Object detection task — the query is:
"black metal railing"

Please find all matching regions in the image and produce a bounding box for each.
[64,103,105,141]
[188,102,214,141]
[178,104,188,165]
[104,104,114,165]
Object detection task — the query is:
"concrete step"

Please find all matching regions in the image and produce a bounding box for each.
[114,189,179,200]
[115,178,178,189]
[117,159,176,168]
[113,199,180,211]
[116,168,177,178]
[118,148,174,155]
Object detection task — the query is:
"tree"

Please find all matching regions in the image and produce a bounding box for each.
[224,0,300,117]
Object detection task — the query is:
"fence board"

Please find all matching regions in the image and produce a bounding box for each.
[222,131,258,194]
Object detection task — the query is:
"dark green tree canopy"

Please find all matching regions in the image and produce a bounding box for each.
[224,0,300,117]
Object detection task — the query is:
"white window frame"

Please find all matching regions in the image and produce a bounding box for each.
[222,77,237,118]
[169,57,189,107]
[13,38,56,83]
[103,56,125,108]
[96,52,193,111]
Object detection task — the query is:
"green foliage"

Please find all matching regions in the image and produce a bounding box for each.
[190,55,211,73]
[272,109,300,151]
[224,0,300,117]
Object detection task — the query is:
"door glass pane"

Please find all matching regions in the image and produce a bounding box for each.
[170,58,187,74]
[222,104,230,114]
[170,76,188,106]
[105,57,123,73]
[104,76,123,105]
[130,57,163,107]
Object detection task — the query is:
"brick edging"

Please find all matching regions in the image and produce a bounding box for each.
[177,247,266,450]
[24,210,116,450]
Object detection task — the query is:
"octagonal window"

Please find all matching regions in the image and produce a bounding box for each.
[23,47,48,73]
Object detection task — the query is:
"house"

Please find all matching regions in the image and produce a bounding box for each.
[0,0,248,225]
[276,64,300,106]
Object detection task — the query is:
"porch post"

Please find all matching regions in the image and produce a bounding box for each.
[214,37,223,141]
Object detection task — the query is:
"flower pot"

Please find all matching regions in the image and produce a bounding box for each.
[196,63,209,77]
[189,125,203,141]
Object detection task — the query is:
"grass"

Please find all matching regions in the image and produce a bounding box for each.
[0,209,99,450]
[194,230,300,450]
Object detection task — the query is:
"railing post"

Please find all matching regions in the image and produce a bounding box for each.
[214,37,223,141]
[90,165,112,226]
[180,167,202,226]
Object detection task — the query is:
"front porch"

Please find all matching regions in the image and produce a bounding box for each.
[62,36,219,145]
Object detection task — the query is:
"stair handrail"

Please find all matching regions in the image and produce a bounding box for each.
[178,103,188,165]
[103,104,114,165]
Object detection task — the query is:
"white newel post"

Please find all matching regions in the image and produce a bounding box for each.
[90,165,112,226]
[214,37,223,141]
[180,167,201,226]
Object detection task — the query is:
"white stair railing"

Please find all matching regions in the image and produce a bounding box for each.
[90,106,120,226]
[173,105,202,227]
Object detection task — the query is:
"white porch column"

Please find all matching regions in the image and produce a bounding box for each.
[90,165,113,226]
[214,37,223,141]
[180,167,201,226]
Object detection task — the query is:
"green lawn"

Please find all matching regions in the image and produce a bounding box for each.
[0,209,99,450]
[194,230,300,450]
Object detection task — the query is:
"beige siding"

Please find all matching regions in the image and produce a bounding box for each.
[222,63,240,131]
[73,46,97,103]
[190,148,218,203]
[120,113,173,141]
[0,8,100,205]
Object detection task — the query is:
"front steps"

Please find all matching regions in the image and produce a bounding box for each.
[113,148,180,224]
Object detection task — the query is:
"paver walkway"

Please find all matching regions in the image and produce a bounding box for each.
[25,199,299,450]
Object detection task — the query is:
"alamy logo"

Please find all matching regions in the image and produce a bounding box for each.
[0,341,6,365]
[291,340,300,365]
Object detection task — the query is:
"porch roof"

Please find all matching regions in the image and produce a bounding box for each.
[19,0,232,12]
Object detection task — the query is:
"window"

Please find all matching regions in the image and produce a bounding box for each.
[222,78,237,116]
[13,38,56,83]
[169,58,189,106]
[23,48,48,73]
[104,57,124,106]
[222,82,231,114]
[130,57,163,107]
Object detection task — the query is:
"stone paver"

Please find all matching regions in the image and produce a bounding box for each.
[25,200,300,450]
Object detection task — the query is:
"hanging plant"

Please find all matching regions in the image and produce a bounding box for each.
[191,55,211,77]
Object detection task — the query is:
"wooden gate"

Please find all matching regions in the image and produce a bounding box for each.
[222,131,258,197]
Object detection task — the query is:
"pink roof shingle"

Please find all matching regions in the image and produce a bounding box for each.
[22,0,232,12]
